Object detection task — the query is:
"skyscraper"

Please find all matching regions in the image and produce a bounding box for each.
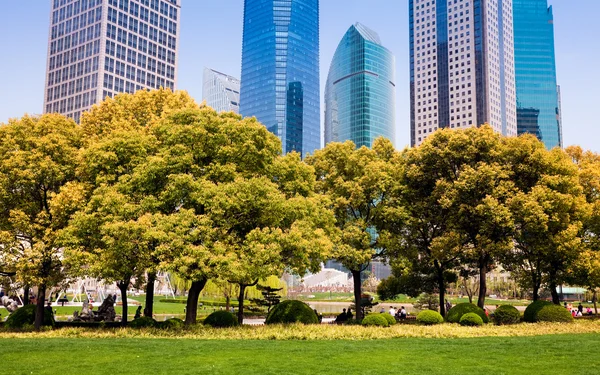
[44,0,181,123]
[324,23,396,148]
[513,0,562,149]
[202,68,240,114]
[410,0,517,147]
[240,0,320,157]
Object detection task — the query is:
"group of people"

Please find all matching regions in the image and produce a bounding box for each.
[382,306,408,321]
[564,302,593,317]
[334,308,354,322]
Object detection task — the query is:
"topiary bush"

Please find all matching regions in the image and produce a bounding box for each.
[361,314,389,327]
[265,300,318,325]
[204,311,238,328]
[416,310,444,325]
[493,305,521,325]
[523,301,553,323]
[128,316,157,328]
[5,304,55,329]
[381,313,396,326]
[459,312,484,326]
[537,305,574,323]
[157,318,184,329]
[446,303,488,324]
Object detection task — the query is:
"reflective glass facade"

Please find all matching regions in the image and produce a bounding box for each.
[514,0,562,149]
[202,68,240,113]
[324,23,395,148]
[44,0,180,123]
[240,0,320,157]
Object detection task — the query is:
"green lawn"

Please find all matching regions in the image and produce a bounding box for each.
[1,334,598,374]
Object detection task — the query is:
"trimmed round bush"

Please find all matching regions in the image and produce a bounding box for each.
[129,316,157,328]
[381,313,396,326]
[265,300,319,325]
[523,301,553,323]
[5,304,55,329]
[446,303,488,324]
[361,314,389,327]
[416,310,444,325]
[204,311,238,328]
[537,305,574,323]
[459,312,484,326]
[158,318,184,329]
[493,305,521,325]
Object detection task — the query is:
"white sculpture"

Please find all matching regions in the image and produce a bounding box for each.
[1,296,19,313]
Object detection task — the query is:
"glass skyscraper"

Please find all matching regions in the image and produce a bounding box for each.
[324,23,396,148]
[44,0,181,123]
[240,0,320,157]
[513,0,562,149]
[202,68,240,113]
[409,0,517,147]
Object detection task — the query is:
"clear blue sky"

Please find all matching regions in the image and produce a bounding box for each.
[0,1,598,151]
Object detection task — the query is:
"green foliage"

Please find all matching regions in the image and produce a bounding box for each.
[204,311,238,328]
[413,293,440,311]
[129,316,157,328]
[447,303,488,324]
[361,314,389,327]
[536,305,574,323]
[380,313,396,326]
[493,305,521,325]
[265,300,318,325]
[459,312,484,326]
[5,305,54,329]
[158,318,184,329]
[416,310,444,325]
[523,301,554,323]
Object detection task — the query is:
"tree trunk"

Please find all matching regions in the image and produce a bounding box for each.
[593,290,598,317]
[548,277,560,305]
[185,278,207,326]
[117,280,129,327]
[351,269,363,321]
[532,274,540,302]
[23,285,30,306]
[34,284,46,330]
[477,261,488,309]
[436,265,446,317]
[225,295,230,311]
[144,272,156,318]
[237,284,246,325]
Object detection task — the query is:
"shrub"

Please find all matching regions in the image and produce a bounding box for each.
[493,305,521,325]
[446,303,488,324]
[204,311,238,328]
[157,318,184,329]
[380,313,396,326]
[265,300,318,325]
[523,301,553,323]
[537,305,574,323]
[361,314,389,327]
[459,312,484,326]
[128,316,157,328]
[416,310,444,325]
[5,305,54,329]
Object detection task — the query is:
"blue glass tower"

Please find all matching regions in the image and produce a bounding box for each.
[514,0,562,149]
[324,23,396,148]
[240,0,320,157]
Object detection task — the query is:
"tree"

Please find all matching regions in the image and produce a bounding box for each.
[0,114,83,329]
[502,137,587,303]
[306,138,395,320]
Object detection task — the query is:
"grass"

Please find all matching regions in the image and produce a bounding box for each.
[1,334,599,374]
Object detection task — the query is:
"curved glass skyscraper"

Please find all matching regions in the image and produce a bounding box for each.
[324,23,395,148]
[240,0,320,157]
[514,0,562,149]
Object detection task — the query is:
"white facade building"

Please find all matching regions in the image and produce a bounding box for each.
[202,68,240,114]
[44,0,180,123]
[410,0,517,146]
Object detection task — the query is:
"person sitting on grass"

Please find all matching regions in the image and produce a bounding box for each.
[346,308,353,320]
[134,306,142,320]
[335,308,348,323]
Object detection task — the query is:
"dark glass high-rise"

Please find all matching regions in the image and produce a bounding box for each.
[240,0,320,157]
[514,0,562,149]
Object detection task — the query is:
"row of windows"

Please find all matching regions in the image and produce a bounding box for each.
[51,7,101,38]
[52,0,100,23]
[103,71,173,91]
[47,73,98,103]
[46,90,98,114]
[50,24,101,55]
[108,7,177,36]
[105,56,175,80]
[107,0,179,21]
[49,41,100,73]
[107,23,176,52]
[48,56,99,87]
[105,40,174,69]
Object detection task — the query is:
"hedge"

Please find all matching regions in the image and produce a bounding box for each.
[493,305,521,325]
[5,305,55,329]
[361,314,389,327]
[265,300,318,325]
[459,312,484,326]
[204,311,238,328]
[537,305,574,323]
[524,301,553,323]
[416,310,444,325]
[446,303,488,324]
